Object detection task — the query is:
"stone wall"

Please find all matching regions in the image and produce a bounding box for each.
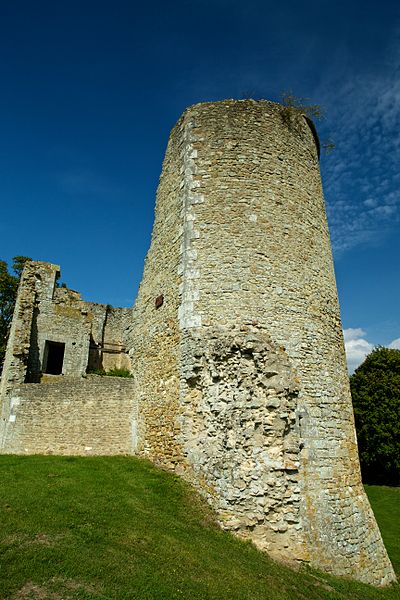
[102,307,132,371]
[1,376,137,455]
[128,100,395,586]
[127,116,185,468]
[0,260,132,385]
[29,291,93,381]
[0,262,60,394]
[180,327,303,561]
[0,261,133,452]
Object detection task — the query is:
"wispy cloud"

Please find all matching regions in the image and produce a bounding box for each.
[320,30,400,256]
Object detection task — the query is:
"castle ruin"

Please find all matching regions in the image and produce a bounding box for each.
[0,100,395,586]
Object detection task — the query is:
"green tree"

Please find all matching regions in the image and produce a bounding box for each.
[350,347,400,486]
[0,256,31,372]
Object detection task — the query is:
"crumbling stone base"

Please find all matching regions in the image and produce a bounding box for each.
[179,327,307,562]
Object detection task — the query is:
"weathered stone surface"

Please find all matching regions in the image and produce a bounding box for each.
[128,100,394,585]
[0,260,131,386]
[179,327,303,561]
[1,376,137,455]
[0,100,395,586]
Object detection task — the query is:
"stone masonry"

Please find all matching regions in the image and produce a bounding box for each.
[0,100,396,586]
[2,377,138,455]
[0,261,133,453]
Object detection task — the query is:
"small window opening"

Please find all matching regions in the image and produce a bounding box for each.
[43,341,65,375]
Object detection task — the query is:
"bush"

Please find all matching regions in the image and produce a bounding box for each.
[87,367,133,378]
[106,367,133,378]
[350,347,400,486]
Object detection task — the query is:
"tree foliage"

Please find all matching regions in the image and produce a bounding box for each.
[0,256,31,372]
[350,347,400,486]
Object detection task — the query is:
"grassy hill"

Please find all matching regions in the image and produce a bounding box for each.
[0,455,399,599]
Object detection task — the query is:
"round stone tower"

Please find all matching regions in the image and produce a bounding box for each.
[129,100,395,585]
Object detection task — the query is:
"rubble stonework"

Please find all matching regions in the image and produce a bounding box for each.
[126,100,395,585]
[180,327,303,561]
[0,100,396,586]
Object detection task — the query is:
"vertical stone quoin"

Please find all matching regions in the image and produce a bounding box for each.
[143,100,394,585]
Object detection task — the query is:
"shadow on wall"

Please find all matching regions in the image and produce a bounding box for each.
[26,307,40,383]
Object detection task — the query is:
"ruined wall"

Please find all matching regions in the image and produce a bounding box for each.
[0,262,60,394]
[1,376,137,455]
[181,327,303,561]
[0,261,132,383]
[29,290,93,381]
[129,100,395,586]
[101,307,131,371]
[0,261,133,452]
[32,284,132,378]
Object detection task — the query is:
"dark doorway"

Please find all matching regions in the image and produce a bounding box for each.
[43,341,65,375]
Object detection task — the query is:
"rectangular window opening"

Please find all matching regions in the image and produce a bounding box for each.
[43,341,65,375]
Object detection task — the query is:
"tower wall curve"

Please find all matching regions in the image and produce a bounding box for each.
[130,100,395,585]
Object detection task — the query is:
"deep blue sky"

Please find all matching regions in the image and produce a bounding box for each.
[1,0,399,370]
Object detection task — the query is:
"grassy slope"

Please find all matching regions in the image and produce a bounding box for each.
[0,456,398,600]
[365,485,400,576]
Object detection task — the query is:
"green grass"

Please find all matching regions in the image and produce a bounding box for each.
[86,368,133,378]
[0,456,399,599]
[365,485,400,576]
